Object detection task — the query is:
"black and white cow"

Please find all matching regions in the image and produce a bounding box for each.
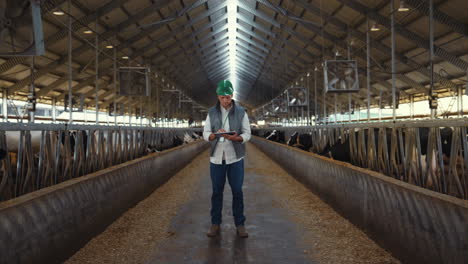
[264,130,286,143]
[318,128,389,163]
[287,131,313,151]
[0,149,7,161]
[319,139,352,162]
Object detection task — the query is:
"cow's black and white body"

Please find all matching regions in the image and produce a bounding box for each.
[287,131,313,152]
[264,130,286,143]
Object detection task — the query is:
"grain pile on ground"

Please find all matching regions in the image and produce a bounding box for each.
[65,150,210,264]
[246,144,400,264]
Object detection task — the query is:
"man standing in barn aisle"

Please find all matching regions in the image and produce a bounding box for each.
[203,80,251,238]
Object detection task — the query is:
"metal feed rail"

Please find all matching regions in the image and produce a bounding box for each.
[254,119,468,200]
[0,123,202,201]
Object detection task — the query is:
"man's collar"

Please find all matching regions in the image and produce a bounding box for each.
[221,104,232,111]
[216,99,236,112]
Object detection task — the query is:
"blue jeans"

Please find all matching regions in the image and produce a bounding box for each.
[210,159,246,226]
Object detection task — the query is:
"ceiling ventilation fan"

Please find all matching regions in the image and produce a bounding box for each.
[118,67,151,97]
[287,87,308,106]
[272,92,288,113]
[0,0,44,56]
[323,60,360,93]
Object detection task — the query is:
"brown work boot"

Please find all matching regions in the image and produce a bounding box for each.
[236,225,248,238]
[206,225,220,237]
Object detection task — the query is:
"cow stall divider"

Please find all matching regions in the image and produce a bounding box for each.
[254,118,468,200]
[0,138,209,264]
[0,123,202,201]
[251,136,468,264]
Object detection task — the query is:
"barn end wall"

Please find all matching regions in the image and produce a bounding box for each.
[251,136,468,264]
[0,140,209,264]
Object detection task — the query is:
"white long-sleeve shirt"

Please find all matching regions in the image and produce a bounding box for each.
[203,105,251,164]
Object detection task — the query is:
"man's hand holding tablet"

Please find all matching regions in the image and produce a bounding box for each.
[209,129,242,142]
[214,131,236,137]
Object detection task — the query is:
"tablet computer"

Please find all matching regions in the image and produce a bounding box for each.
[214,131,236,137]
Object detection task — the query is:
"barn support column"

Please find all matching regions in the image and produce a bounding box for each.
[458,86,463,117]
[348,40,353,123]
[410,94,414,119]
[67,0,73,124]
[28,56,36,123]
[429,0,437,119]
[366,18,371,121]
[357,105,360,121]
[391,0,397,121]
[323,83,326,123]
[140,97,143,126]
[314,67,318,124]
[84,104,88,123]
[307,72,310,125]
[95,28,99,125]
[2,89,7,122]
[301,106,304,125]
[334,94,338,123]
[378,90,382,120]
[52,97,57,123]
[129,106,132,126]
[113,47,117,126]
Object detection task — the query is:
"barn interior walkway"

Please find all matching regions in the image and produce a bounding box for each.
[66,144,398,264]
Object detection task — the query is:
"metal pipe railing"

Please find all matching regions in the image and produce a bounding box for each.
[0,124,202,201]
[254,121,468,200]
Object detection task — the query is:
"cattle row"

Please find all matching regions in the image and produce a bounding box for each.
[0,128,202,201]
[253,126,468,200]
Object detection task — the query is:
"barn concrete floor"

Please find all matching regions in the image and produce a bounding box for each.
[67,144,398,264]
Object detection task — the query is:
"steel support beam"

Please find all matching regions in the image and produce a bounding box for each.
[336,0,468,71]
[405,0,468,38]
[294,0,458,94]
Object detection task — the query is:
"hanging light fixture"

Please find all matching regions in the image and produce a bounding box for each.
[83,30,93,34]
[370,22,381,32]
[105,45,113,49]
[53,10,65,16]
[122,56,129,59]
[398,0,410,12]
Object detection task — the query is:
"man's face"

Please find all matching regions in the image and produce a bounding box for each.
[218,94,233,108]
